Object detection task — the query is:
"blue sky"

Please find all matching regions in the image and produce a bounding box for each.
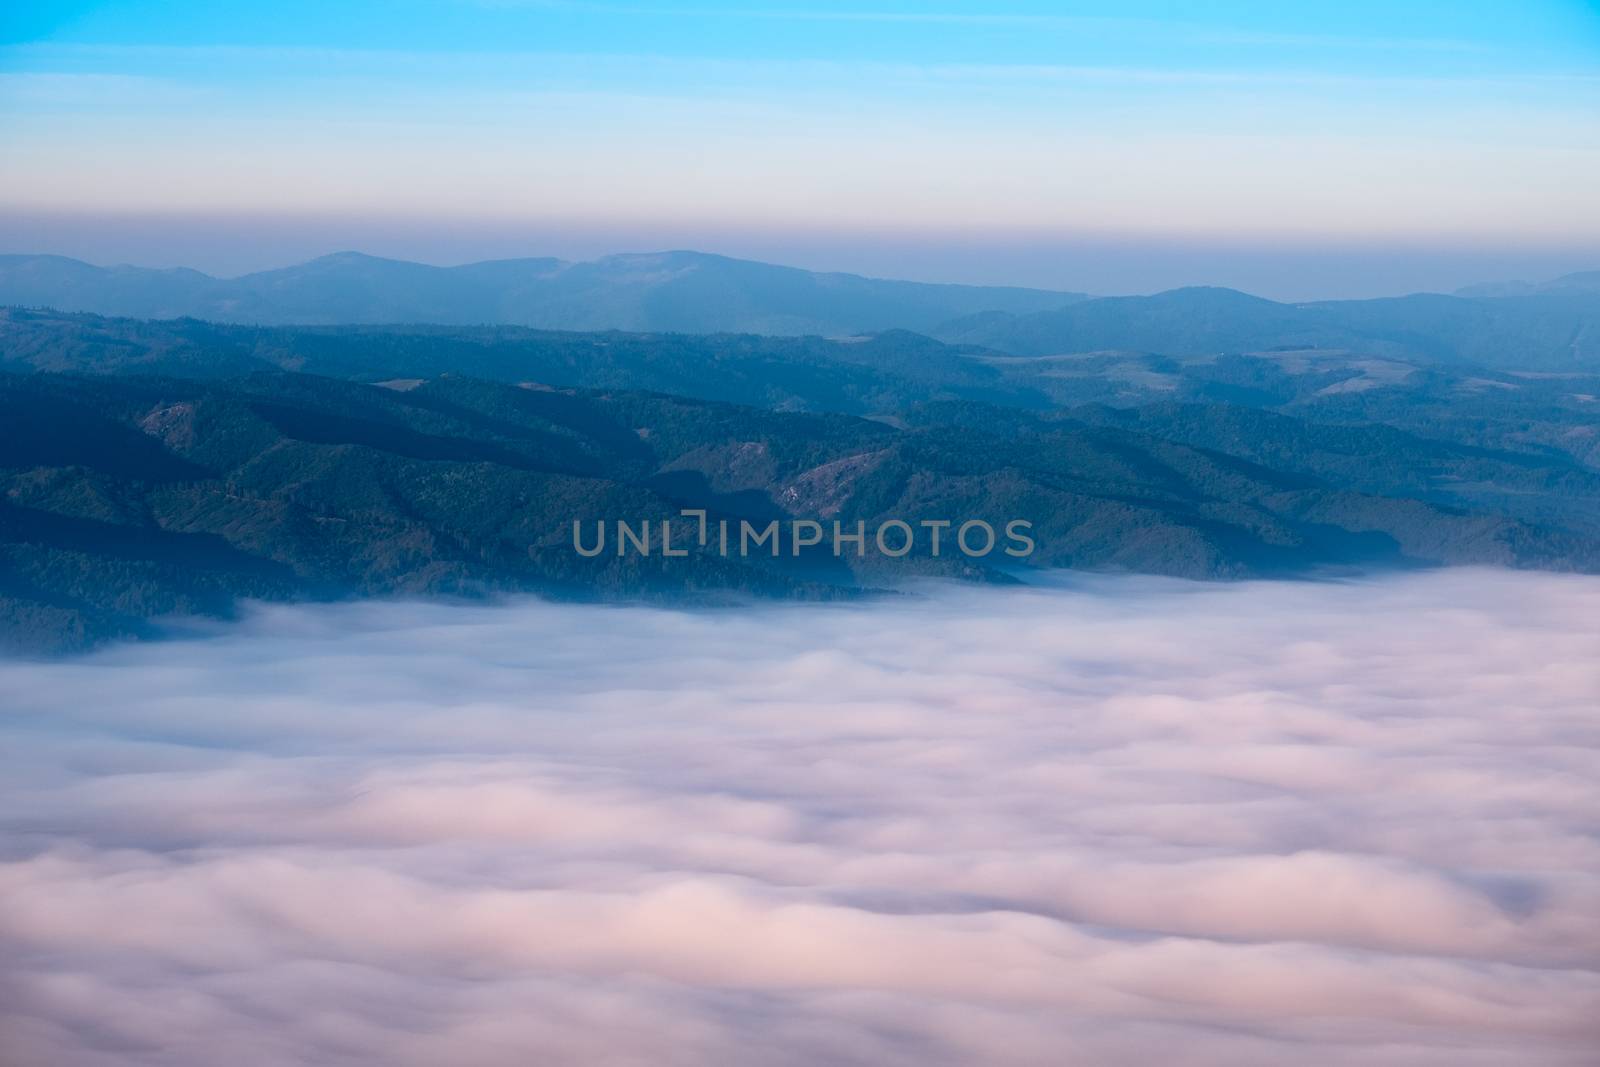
[3,1,1599,295]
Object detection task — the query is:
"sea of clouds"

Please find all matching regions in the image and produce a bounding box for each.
[1,568,1597,1066]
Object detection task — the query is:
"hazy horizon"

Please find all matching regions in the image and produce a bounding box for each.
[6,225,1600,302]
[5,0,1600,299]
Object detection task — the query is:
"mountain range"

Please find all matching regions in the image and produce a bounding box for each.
[934,283,1600,371]
[5,251,1600,652]
[5,367,1592,653]
[0,250,1084,337]
[5,308,1600,651]
[4,251,1597,371]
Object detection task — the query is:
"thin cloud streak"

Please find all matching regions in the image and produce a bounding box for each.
[465,3,1504,53]
[1,569,1598,1065]
[7,44,1593,91]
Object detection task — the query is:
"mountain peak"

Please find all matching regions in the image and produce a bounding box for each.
[1148,285,1283,306]
[301,251,416,269]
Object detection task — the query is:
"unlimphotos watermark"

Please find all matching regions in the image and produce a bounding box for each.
[574,510,1035,559]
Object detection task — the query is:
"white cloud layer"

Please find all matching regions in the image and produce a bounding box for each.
[1,569,1598,1065]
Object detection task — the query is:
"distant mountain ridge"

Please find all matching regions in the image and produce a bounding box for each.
[5,251,1598,369]
[0,250,1085,336]
[931,284,1600,370]
[1453,271,1600,298]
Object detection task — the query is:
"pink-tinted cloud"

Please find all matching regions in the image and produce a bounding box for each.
[1,569,1597,1065]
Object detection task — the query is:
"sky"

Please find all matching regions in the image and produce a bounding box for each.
[3,1,1600,296]
[2,569,1598,1065]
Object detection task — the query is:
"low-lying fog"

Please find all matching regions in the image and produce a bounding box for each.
[2,570,1597,1066]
